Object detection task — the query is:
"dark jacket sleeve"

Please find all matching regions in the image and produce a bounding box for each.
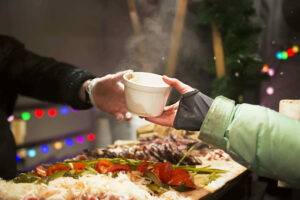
[0,35,96,109]
[174,89,213,131]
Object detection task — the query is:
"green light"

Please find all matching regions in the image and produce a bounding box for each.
[21,112,31,121]
[281,51,288,60]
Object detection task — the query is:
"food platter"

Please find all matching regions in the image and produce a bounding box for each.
[0,124,247,200]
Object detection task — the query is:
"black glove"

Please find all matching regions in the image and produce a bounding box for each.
[174,90,213,131]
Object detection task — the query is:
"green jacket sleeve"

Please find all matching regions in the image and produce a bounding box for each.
[199,96,300,188]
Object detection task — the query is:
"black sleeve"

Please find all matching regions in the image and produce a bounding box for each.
[173,89,213,131]
[0,35,96,109]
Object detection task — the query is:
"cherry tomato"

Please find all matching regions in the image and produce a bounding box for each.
[95,160,114,174]
[47,164,70,176]
[34,165,47,178]
[73,162,86,173]
[107,164,132,173]
[159,162,173,184]
[136,161,152,174]
[152,162,163,178]
[168,168,196,189]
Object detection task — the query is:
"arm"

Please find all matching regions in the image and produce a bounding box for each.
[200,96,300,188]
[1,35,96,109]
[0,35,131,120]
[147,76,300,188]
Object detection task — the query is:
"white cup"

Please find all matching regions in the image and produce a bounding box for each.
[123,72,171,117]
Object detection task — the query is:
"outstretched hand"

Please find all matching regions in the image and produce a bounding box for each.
[145,76,194,127]
[91,70,132,121]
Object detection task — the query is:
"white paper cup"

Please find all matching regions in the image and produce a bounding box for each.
[123,72,171,117]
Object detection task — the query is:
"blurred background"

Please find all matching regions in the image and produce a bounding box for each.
[0,0,299,199]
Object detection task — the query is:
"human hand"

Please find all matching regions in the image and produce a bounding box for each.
[89,70,132,121]
[145,76,194,127]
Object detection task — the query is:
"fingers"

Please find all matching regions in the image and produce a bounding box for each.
[115,113,124,122]
[113,70,133,82]
[162,76,194,94]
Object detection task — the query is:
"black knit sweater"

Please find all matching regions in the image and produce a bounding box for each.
[0,35,96,179]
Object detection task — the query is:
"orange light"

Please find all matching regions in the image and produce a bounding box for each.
[54,141,63,150]
[262,64,269,73]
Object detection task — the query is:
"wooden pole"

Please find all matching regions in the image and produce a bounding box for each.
[166,0,188,77]
[127,0,150,72]
[211,22,226,78]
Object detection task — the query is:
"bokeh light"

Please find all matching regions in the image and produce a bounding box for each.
[266,86,274,95]
[7,115,14,122]
[71,109,78,113]
[60,106,69,115]
[27,149,37,158]
[21,112,31,121]
[40,145,50,154]
[54,141,63,150]
[287,48,294,57]
[281,51,288,60]
[35,109,44,119]
[268,68,275,77]
[48,108,57,117]
[76,136,85,144]
[65,138,74,147]
[261,64,269,73]
[87,133,96,141]
[276,52,282,59]
[16,155,21,163]
[293,45,299,53]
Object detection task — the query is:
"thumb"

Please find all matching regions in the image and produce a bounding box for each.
[113,70,133,82]
[162,76,194,94]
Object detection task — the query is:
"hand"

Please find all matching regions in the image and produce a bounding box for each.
[145,76,194,127]
[90,70,132,121]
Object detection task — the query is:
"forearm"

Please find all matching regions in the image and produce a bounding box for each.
[2,36,96,109]
[200,96,300,188]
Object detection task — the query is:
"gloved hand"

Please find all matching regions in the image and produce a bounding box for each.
[87,70,132,121]
[146,76,194,127]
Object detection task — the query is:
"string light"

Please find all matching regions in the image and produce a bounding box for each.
[72,109,78,113]
[76,136,85,144]
[35,109,44,119]
[40,145,50,154]
[65,138,74,147]
[276,45,299,60]
[87,133,96,141]
[21,112,31,121]
[266,87,274,95]
[60,106,69,115]
[54,141,63,150]
[27,149,37,158]
[48,108,57,117]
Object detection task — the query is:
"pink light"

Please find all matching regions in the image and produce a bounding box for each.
[7,115,14,122]
[266,87,274,95]
[268,68,275,77]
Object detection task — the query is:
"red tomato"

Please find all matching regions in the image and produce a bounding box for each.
[47,164,70,176]
[34,165,47,178]
[73,162,86,173]
[95,160,114,174]
[168,168,196,189]
[136,161,152,174]
[152,162,163,178]
[159,162,173,184]
[107,164,132,173]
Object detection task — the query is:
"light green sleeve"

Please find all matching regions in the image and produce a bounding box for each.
[199,96,300,188]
